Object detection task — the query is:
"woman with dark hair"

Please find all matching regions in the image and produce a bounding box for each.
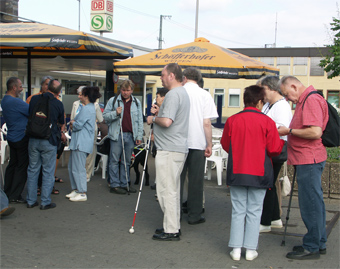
[221,85,284,261]
[66,86,102,202]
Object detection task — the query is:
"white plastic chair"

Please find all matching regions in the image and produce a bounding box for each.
[1,124,9,165]
[94,135,109,179]
[205,144,228,186]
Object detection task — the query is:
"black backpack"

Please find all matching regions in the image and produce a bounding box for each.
[26,94,52,139]
[302,91,340,147]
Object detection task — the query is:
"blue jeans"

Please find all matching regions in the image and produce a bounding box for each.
[296,161,327,252]
[68,150,88,193]
[109,132,135,188]
[26,138,57,206]
[229,186,266,250]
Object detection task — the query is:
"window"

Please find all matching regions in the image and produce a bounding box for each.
[228,88,240,107]
[204,88,210,93]
[214,88,225,107]
[293,57,308,75]
[64,80,90,95]
[328,90,340,109]
[310,57,325,76]
[260,57,275,66]
[293,57,308,65]
[277,57,290,65]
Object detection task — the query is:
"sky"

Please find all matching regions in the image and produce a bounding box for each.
[18,0,338,50]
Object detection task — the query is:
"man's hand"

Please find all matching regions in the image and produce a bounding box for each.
[278,126,290,136]
[116,106,122,116]
[61,133,67,143]
[136,140,142,145]
[151,104,159,116]
[147,115,154,125]
[205,146,212,157]
[69,120,75,131]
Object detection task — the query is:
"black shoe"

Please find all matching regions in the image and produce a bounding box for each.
[40,203,56,210]
[293,245,326,255]
[151,184,156,190]
[286,250,320,260]
[27,201,39,208]
[121,186,137,193]
[110,187,126,194]
[152,232,180,241]
[188,217,206,225]
[9,198,26,204]
[155,228,181,236]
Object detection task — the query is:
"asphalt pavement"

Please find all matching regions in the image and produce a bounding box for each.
[1,151,339,269]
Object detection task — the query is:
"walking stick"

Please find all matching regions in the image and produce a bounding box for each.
[129,125,153,234]
[281,166,296,246]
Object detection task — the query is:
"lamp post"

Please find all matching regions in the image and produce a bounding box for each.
[195,0,199,39]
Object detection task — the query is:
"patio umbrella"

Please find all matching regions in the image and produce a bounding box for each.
[0,22,133,94]
[114,37,279,79]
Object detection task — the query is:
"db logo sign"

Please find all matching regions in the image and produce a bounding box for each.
[91,0,104,11]
[107,1,113,12]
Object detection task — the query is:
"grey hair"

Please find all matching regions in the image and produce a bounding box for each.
[77,86,86,94]
[40,76,54,86]
[278,75,302,88]
[259,76,282,95]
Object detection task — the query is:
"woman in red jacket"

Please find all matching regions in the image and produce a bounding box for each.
[221,85,284,261]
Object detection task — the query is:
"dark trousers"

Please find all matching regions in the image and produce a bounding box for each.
[261,161,283,225]
[180,149,205,222]
[4,136,29,200]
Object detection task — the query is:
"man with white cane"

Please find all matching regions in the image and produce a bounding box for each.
[103,80,144,195]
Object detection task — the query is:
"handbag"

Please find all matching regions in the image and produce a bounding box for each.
[280,162,291,196]
[272,141,287,163]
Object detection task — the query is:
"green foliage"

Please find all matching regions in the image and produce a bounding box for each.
[319,17,340,79]
[327,147,340,162]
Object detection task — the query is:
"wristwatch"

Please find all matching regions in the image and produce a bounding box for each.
[289,128,293,135]
[152,116,156,123]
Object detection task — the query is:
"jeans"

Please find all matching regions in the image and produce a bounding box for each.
[180,149,205,222]
[109,132,135,188]
[296,161,327,252]
[68,150,88,193]
[229,186,266,250]
[4,136,29,200]
[26,138,57,206]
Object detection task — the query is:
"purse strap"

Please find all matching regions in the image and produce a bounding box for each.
[283,161,288,176]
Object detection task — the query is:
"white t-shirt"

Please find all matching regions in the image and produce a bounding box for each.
[262,98,292,141]
[184,82,218,150]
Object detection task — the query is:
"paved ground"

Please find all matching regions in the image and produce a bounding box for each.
[1,151,339,269]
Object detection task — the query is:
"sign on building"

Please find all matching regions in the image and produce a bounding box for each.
[90,0,113,32]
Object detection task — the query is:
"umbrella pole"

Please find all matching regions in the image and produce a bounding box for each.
[27,48,32,97]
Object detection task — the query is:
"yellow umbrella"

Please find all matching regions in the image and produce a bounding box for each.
[114,37,279,79]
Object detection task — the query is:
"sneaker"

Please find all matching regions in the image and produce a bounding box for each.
[230,248,241,261]
[271,219,283,228]
[246,249,258,261]
[260,224,271,233]
[69,193,87,202]
[121,186,137,193]
[66,190,78,199]
[87,178,91,182]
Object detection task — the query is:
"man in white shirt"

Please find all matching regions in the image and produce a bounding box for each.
[180,67,218,224]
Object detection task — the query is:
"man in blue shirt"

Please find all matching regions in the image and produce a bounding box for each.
[1,77,29,203]
[26,79,66,210]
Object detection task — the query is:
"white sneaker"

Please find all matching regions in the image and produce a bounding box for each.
[70,193,87,202]
[65,190,77,198]
[271,219,283,228]
[259,224,271,233]
[245,249,258,261]
[230,248,241,261]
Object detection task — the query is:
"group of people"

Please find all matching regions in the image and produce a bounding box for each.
[1,66,329,262]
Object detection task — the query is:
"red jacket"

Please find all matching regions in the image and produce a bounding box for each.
[221,107,284,188]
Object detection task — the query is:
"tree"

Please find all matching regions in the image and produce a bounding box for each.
[319,16,340,79]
